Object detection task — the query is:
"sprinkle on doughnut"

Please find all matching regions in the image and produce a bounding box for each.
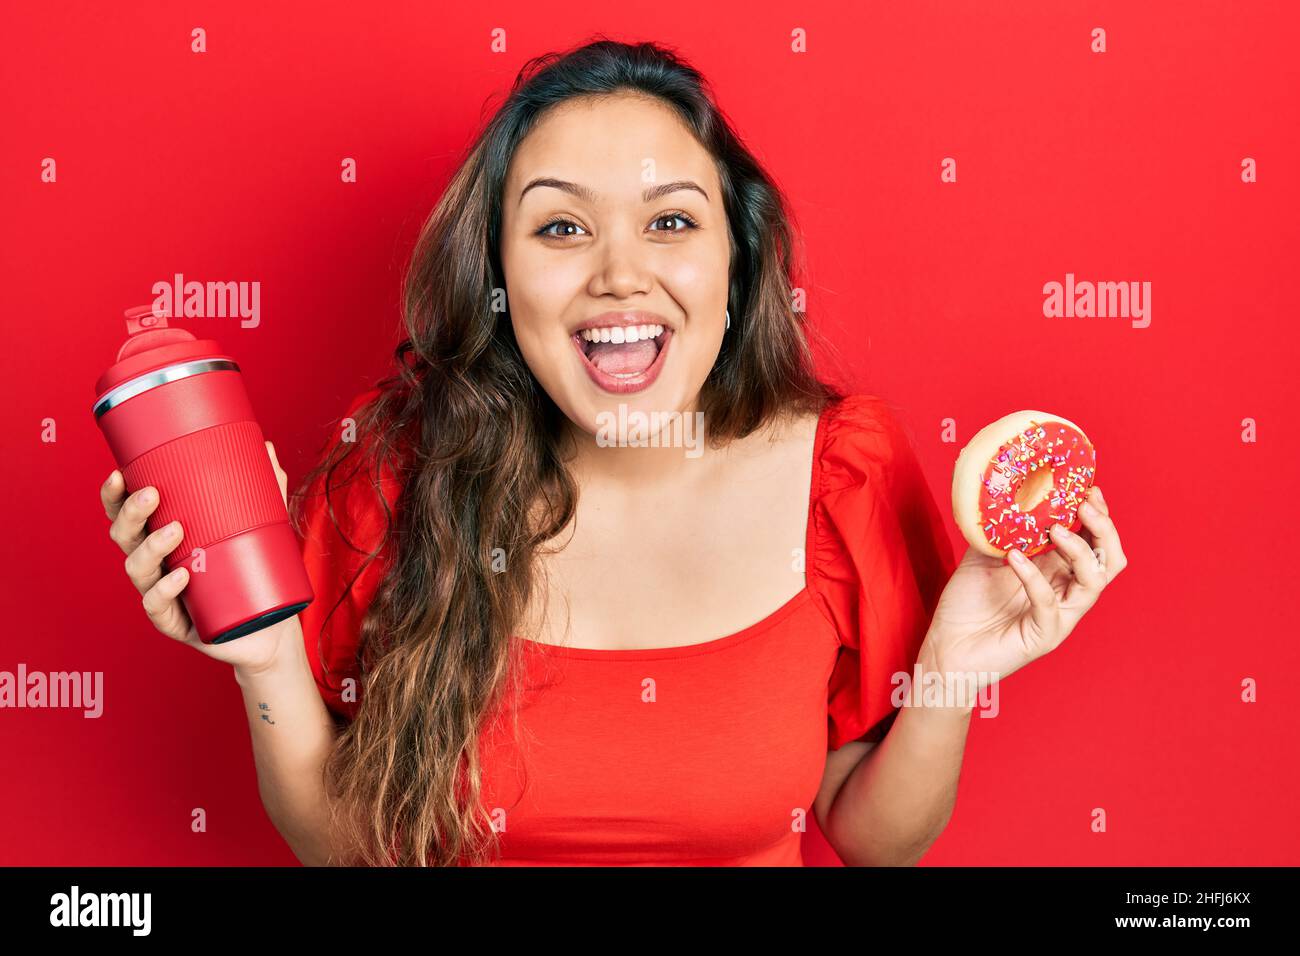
[977,420,1097,557]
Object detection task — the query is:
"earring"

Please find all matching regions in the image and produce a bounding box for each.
[725,308,731,331]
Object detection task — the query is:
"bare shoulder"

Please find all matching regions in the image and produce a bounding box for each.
[733,405,821,456]
[706,405,824,492]
[770,406,822,442]
[755,406,821,468]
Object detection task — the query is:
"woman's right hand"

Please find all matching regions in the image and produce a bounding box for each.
[100,440,302,673]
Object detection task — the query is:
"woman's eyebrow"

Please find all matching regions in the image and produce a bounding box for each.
[518,178,709,205]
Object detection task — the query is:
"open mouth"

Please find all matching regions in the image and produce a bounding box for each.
[571,323,672,394]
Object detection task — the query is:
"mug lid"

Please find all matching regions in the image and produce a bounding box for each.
[93,305,231,400]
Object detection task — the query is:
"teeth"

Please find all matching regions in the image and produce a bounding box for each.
[578,324,665,344]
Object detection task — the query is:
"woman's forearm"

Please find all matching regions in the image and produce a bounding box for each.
[231,619,351,866]
[824,645,974,866]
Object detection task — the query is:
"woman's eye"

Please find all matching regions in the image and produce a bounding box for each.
[537,218,588,239]
[650,213,699,233]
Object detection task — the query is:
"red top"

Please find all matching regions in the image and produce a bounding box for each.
[298,392,957,866]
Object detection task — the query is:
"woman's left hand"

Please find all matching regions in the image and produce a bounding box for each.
[917,484,1128,697]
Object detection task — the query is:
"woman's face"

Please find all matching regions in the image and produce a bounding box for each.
[499,93,731,437]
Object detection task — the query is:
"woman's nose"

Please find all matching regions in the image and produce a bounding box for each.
[589,236,654,299]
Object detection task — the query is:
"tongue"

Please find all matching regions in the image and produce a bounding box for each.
[586,339,658,376]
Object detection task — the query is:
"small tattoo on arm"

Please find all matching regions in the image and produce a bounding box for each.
[258,702,276,725]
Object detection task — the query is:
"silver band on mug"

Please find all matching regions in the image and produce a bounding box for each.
[92,358,240,419]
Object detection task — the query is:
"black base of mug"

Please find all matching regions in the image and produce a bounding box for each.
[210,602,310,644]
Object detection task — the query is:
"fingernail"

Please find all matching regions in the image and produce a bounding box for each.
[163,521,180,538]
[1051,523,1070,538]
[139,488,155,505]
[1080,501,1097,517]
[1009,549,1026,563]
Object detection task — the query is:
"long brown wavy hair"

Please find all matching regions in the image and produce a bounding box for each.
[292,36,841,866]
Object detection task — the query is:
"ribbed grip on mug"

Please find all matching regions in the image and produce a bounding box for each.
[120,420,286,570]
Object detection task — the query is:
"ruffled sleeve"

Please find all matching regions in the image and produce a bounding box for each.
[295,387,402,723]
[809,394,958,750]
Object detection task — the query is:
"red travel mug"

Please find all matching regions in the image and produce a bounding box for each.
[92,304,314,643]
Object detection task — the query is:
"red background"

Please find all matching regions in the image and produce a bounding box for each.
[1,1,1296,865]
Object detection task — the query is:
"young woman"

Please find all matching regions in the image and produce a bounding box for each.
[99,39,1127,867]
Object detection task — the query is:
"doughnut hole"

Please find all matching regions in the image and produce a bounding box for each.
[1015,464,1054,513]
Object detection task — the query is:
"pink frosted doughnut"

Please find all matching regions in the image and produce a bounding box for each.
[952,410,1097,558]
